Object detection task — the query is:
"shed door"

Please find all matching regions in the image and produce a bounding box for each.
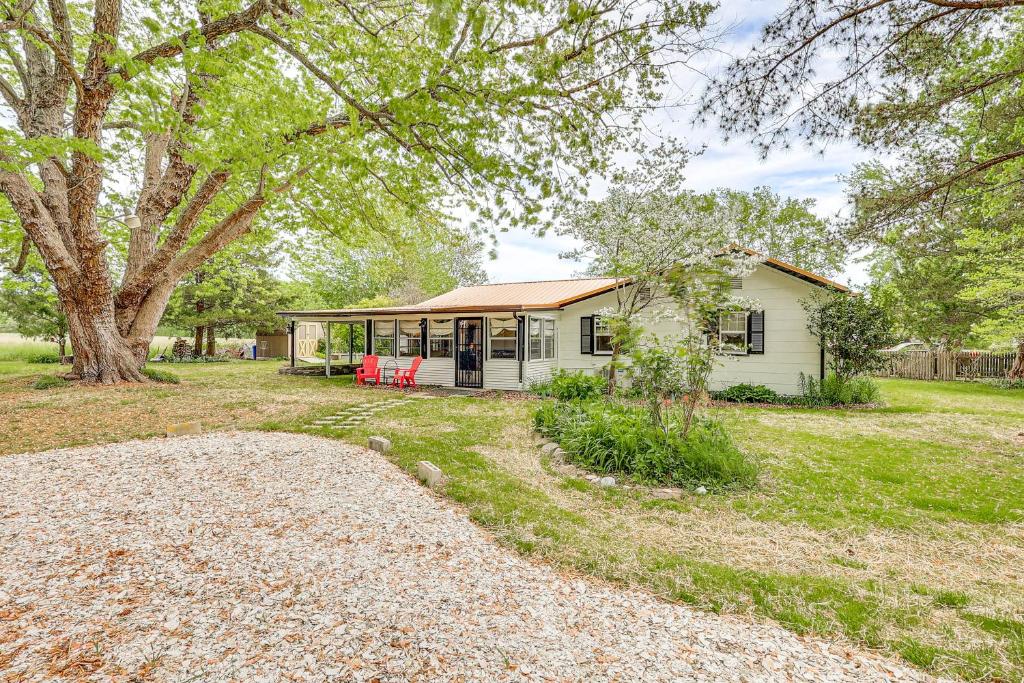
[455,318,484,388]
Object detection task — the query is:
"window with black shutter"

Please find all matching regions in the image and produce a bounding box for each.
[580,316,593,354]
[364,320,373,355]
[419,318,428,358]
[748,310,765,354]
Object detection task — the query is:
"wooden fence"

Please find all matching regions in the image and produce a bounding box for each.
[877,350,1017,381]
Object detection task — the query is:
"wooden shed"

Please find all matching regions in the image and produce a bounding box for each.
[256,329,290,359]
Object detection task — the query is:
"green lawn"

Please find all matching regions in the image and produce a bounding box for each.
[2,356,1022,681]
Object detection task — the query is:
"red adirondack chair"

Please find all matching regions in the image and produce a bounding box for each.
[392,356,422,389]
[355,355,381,385]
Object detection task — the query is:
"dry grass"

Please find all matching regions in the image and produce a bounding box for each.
[1,358,1022,680]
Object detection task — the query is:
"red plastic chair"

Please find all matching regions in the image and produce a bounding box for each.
[392,356,422,389]
[355,355,381,385]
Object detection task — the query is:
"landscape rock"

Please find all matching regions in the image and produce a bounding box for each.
[166,421,202,437]
[416,460,444,488]
[540,442,559,454]
[368,435,392,453]
[695,485,708,495]
[598,476,616,488]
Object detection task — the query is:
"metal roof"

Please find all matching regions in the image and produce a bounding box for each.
[277,277,625,317]
[277,248,848,319]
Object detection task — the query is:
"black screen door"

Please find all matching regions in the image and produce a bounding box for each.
[455,317,484,388]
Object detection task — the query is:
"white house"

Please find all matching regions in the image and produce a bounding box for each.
[278,252,849,395]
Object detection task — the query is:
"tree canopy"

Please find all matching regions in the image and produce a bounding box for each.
[703,0,1024,371]
[287,216,488,309]
[0,0,716,382]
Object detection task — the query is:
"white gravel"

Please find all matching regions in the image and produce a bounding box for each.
[0,432,936,682]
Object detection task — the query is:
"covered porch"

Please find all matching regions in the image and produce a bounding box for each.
[283,317,368,378]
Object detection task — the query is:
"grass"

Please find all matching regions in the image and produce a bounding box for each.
[31,375,68,390]
[141,367,180,384]
[0,354,1022,681]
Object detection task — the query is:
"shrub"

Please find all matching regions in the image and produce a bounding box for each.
[532,370,607,401]
[799,372,880,406]
[984,378,1024,390]
[142,367,180,384]
[534,400,758,490]
[32,375,68,390]
[26,352,60,364]
[714,383,780,404]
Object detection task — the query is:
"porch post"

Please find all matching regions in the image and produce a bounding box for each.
[289,319,296,368]
[348,322,354,364]
[325,322,332,378]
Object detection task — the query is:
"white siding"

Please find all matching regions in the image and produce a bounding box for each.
[523,312,560,389]
[356,313,529,390]
[557,265,825,395]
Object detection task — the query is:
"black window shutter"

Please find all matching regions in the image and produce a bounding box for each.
[365,320,373,355]
[517,316,525,361]
[748,310,765,354]
[419,318,428,358]
[580,316,593,354]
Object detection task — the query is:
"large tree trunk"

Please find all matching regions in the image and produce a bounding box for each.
[193,326,205,357]
[63,294,146,383]
[1010,340,1024,380]
[206,326,216,356]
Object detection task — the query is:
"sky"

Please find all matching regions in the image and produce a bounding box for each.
[482,0,873,289]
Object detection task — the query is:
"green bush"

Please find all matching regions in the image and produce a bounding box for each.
[142,367,180,384]
[799,373,880,406]
[32,375,68,390]
[714,383,781,404]
[532,370,607,401]
[534,400,758,490]
[26,352,60,364]
[984,377,1024,390]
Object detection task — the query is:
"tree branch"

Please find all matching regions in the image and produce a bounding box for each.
[121,0,276,79]
[116,170,231,312]
[11,234,30,273]
[0,18,84,99]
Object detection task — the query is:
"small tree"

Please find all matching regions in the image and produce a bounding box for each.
[630,331,716,438]
[560,153,755,392]
[163,233,291,354]
[802,292,897,383]
[0,252,69,359]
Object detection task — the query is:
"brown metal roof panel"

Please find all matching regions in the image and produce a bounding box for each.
[416,278,622,309]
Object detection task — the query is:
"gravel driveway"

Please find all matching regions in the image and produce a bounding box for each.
[0,432,934,682]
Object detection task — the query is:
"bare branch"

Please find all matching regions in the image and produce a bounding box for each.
[0,18,84,98]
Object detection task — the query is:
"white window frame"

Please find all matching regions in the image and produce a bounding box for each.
[488,317,517,360]
[373,319,395,357]
[593,316,613,355]
[398,320,422,358]
[719,311,748,355]
[428,318,453,359]
[543,318,556,359]
[528,317,542,361]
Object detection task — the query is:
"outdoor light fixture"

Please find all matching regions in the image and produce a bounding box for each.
[98,213,142,229]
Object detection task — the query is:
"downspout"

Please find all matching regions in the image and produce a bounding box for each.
[515,313,524,387]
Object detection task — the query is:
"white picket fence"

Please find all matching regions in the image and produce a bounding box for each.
[878,350,1017,381]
